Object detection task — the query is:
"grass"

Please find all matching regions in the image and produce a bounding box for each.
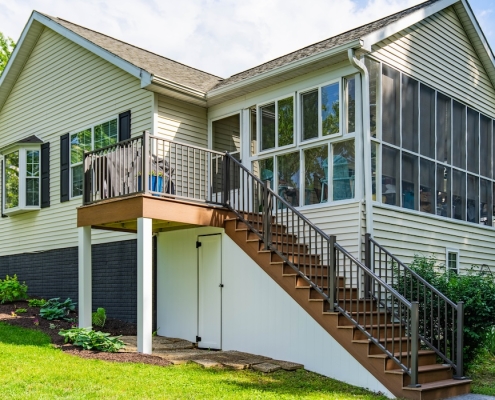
[0,322,387,400]
[468,348,495,396]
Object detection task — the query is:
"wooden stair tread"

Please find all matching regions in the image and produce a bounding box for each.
[352,337,410,344]
[402,378,472,391]
[368,349,436,359]
[386,364,452,375]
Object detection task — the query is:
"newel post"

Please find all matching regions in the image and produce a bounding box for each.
[409,301,420,388]
[142,130,150,193]
[454,301,465,379]
[262,180,271,250]
[364,233,372,299]
[222,155,230,206]
[328,235,337,311]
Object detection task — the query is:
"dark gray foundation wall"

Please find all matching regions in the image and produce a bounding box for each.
[0,239,144,323]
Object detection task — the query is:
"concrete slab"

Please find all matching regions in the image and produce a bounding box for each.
[252,363,282,373]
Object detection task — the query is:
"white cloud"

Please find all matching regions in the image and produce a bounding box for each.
[4,0,491,78]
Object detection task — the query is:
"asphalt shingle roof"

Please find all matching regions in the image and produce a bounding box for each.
[212,0,440,90]
[41,13,223,93]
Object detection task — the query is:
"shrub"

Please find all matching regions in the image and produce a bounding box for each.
[0,274,28,303]
[40,298,77,321]
[15,308,27,313]
[92,307,106,328]
[28,298,47,307]
[485,326,495,355]
[58,328,125,352]
[403,256,495,364]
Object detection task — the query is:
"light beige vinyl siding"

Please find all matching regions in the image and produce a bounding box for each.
[301,201,361,257]
[156,95,207,147]
[372,6,495,118]
[373,204,495,273]
[0,27,153,256]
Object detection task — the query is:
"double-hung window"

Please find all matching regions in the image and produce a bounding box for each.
[70,118,117,198]
[2,144,42,214]
[260,96,294,151]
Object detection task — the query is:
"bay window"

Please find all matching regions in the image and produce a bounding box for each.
[2,145,41,214]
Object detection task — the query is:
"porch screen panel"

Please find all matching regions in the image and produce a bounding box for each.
[480,115,491,179]
[382,65,400,146]
[420,84,435,159]
[466,108,479,174]
[436,93,451,164]
[382,145,400,206]
[467,174,479,223]
[364,57,380,138]
[452,169,466,220]
[250,108,257,156]
[402,152,418,210]
[436,165,451,218]
[346,77,356,133]
[480,178,492,226]
[420,158,435,214]
[401,75,418,152]
[278,97,294,146]
[452,101,466,169]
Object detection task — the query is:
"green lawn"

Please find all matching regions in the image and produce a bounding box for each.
[0,322,387,400]
[468,349,495,396]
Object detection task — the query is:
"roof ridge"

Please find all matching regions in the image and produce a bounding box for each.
[41,12,223,80]
[226,0,438,80]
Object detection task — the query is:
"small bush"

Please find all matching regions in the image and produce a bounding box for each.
[59,328,125,352]
[40,298,77,321]
[28,299,47,307]
[15,308,27,314]
[404,256,495,364]
[92,308,106,328]
[0,275,28,304]
[486,326,495,355]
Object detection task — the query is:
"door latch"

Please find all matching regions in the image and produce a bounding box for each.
[219,284,224,288]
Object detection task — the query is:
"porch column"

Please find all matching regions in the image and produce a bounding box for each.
[137,217,153,354]
[78,226,92,328]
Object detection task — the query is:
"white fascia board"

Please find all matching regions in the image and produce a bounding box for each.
[361,0,458,51]
[32,12,148,81]
[207,39,363,100]
[147,75,206,99]
[0,13,38,89]
[460,0,495,76]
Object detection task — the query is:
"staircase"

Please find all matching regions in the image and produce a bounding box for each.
[221,154,471,400]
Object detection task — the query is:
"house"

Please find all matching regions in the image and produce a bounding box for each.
[1,0,492,397]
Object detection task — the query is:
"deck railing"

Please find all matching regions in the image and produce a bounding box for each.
[83,132,225,205]
[82,135,464,382]
[365,234,464,378]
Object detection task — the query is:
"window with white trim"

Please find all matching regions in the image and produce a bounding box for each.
[2,145,41,214]
[446,249,460,275]
[70,118,118,197]
[260,95,294,151]
[251,76,356,208]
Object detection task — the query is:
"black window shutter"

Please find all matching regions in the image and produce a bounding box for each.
[119,110,131,141]
[41,142,50,208]
[1,159,6,217]
[60,134,70,203]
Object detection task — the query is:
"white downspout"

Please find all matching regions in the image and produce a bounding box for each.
[348,48,373,237]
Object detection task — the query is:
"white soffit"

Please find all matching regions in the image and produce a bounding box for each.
[361,0,458,50]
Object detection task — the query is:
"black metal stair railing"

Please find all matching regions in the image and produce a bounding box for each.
[222,153,425,386]
[365,235,465,378]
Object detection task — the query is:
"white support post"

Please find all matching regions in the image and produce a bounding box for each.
[137,217,153,354]
[78,226,92,328]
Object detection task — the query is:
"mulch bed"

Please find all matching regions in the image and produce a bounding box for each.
[0,300,171,366]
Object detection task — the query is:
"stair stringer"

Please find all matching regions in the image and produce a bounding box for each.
[221,226,395,397]
[224,218,471,400]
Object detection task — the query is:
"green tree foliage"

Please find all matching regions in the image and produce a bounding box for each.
[0,32,15,75]
[396,256,495,365]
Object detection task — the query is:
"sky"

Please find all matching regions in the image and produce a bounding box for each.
[0,0,494,78]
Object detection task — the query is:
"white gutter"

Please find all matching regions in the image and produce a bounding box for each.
[348,48,373,237]
[148,75,207,100]
[208,39,363,100]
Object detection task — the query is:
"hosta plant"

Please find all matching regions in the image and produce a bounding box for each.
[59,328,125,352]
[92,307,106,328]
[28,298,47,307]
[0,274,28,303]
[40,298,77,321]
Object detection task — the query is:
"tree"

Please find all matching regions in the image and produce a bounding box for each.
[0,32,16,75]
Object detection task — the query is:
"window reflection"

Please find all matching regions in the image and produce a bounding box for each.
[436,166,450,218]
[304,145,328,205]
[332,140,355,201]
[278,152,300,207]
[321,83,340,136]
